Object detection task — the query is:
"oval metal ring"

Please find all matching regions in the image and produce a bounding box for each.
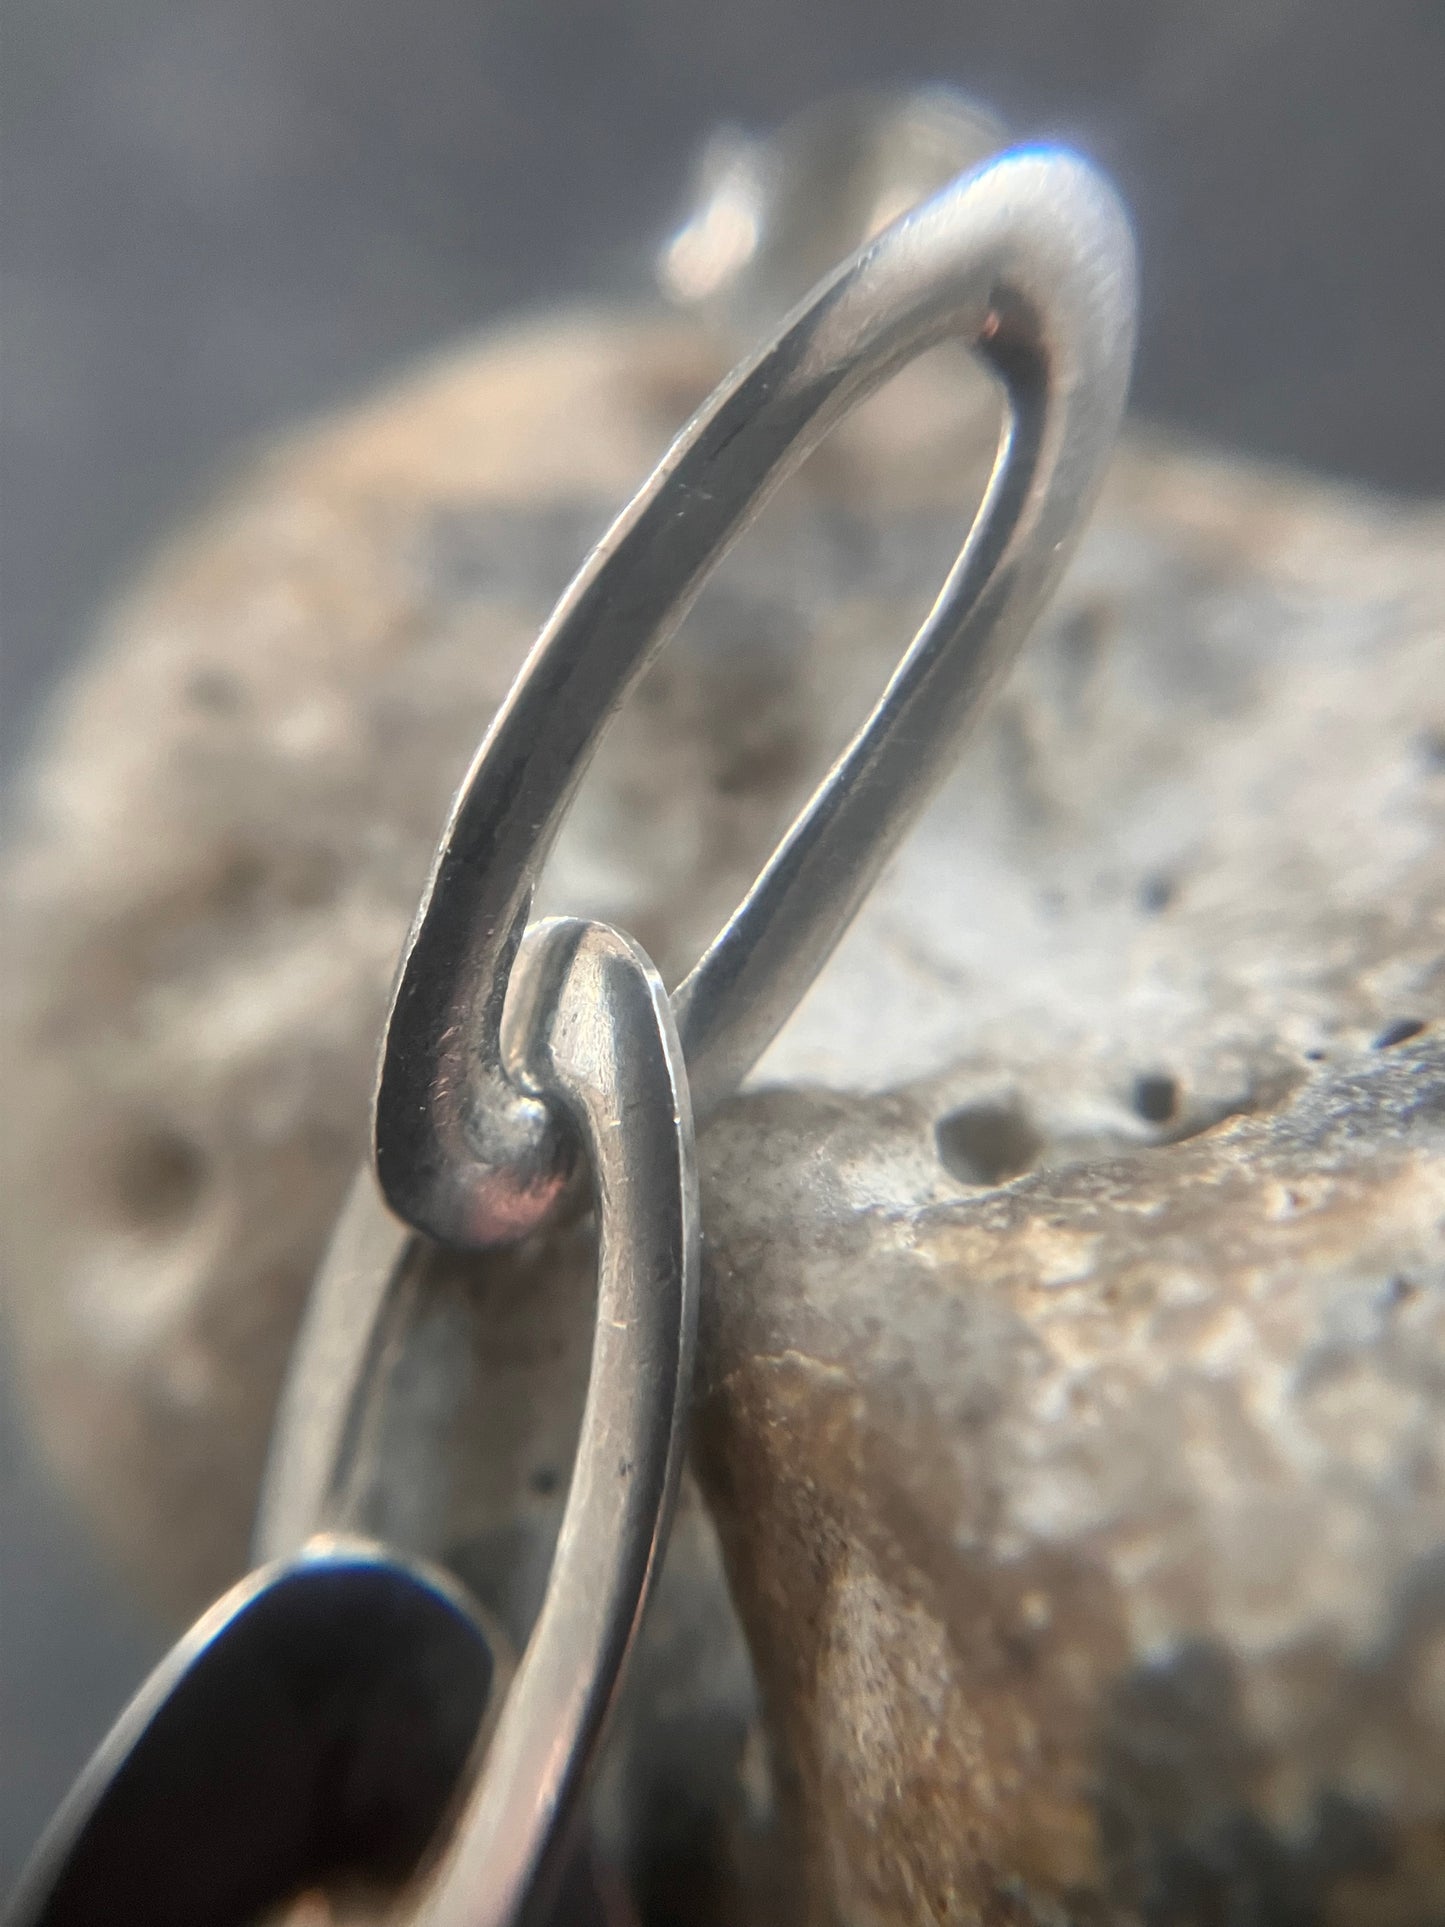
[18,919,696,1927]
[377,146,1136,1248]
[259,915,698,1924]
[10,1541,498,1927]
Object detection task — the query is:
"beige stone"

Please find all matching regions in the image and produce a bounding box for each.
[3,305,1443,1922]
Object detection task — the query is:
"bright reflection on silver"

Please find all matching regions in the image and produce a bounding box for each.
[17,919,697,1927]
[262,915,699,1925]
[375,145,1138,1251]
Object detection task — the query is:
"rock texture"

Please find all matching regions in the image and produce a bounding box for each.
[2,306,1443,1924]
[698,1051,1445,1925]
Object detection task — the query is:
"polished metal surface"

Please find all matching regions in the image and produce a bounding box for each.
[407,916,697,1926]
[374,145,1137,1249]
[8,1541,497,1927]
[252,1167,424,1563]
[15,918,697,1927]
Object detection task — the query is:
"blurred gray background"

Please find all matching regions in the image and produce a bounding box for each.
[3,0,1444,1887]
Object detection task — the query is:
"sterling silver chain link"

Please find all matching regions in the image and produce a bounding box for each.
[14,139,1135,1927]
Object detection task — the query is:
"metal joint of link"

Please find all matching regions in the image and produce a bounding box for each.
[14,139,1135,1927]
[375,143,1136,1255]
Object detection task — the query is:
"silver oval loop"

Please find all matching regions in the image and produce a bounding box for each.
[21,919,695,1927]
[257,916,698,1923]
[376,146,1136,1248]
[9,1540,498,1927]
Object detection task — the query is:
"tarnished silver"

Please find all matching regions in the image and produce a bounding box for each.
[262,913,699,1925]
[15,918,697,1927]
[12,127,1138,1927]
[375,145,1137,1249]
[9,1539,499,1927]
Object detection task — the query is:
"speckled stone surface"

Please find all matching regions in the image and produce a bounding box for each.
[2,308,1442,1922]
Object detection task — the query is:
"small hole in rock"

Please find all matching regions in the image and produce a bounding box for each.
[186,668,243,714]
[936,1103,1042,1186]
[281,847,344,911]
[212,847,268,910]
[1055,598,1111,689]
[529,1466,560,1498]
[1138,872,1176,915]
[1133,1074,1179,1125]
[1373,1017,1425,1050]
[114,1128,207,1229]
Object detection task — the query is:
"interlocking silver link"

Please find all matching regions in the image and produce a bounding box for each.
[374,146,1137,1251]
[18,918,698,1927]
[13,140,1136,1927]
[406,917,697,1925]
[259,916,698,1924]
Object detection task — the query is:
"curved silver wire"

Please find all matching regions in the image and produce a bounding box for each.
[374,145,1137,1250]
[8,1538,497,1927]
[17,919,697,1927]
[252,1170,427,1560]
[13,139,1137,1927]
[260,915,699,1922]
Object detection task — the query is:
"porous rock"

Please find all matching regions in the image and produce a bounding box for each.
[2,307,1444,1924]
